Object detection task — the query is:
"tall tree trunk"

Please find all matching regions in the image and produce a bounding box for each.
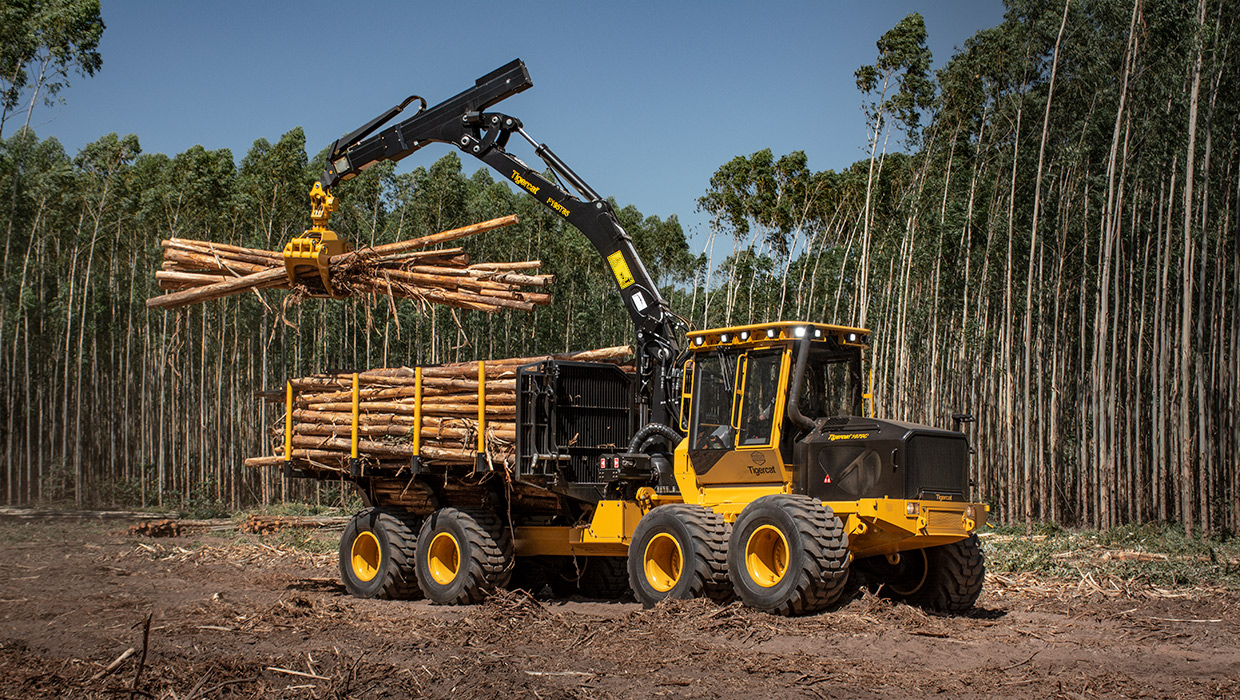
[1178,0,1207,538]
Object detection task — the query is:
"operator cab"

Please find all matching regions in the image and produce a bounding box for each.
[676,321,970,504]
[681,321,867,450]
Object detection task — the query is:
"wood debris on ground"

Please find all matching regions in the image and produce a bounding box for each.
[146,214,554,313]
[238,514,349,535]
[244,346,633,473]
[124,515,348,538]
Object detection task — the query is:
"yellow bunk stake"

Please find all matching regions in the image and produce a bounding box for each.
[284,381,294,478]
[349,373,361,477]
[284,381,294,462]
[412,367,423,473]
[475,361,487,473]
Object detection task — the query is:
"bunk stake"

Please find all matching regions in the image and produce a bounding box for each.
[349,372,361,477]
[474,360,488,473]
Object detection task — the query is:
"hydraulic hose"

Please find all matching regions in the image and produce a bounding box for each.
[628,423,682,454]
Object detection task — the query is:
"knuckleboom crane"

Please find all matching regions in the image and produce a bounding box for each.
[284,60,680,425]
[285,60,990,616]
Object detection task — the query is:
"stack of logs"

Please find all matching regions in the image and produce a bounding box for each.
[147,215,553,313]
[244,346,633,474]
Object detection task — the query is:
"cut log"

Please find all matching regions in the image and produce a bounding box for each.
[147,215,554,315]
[145,268,288,309]
[250,345,631,475]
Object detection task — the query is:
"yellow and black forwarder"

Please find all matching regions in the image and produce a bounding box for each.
[283,60,988,616]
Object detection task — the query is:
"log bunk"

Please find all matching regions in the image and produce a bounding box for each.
[244,346,634,514]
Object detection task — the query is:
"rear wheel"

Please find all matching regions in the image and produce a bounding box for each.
[876,535,984,613]
[338,508,421,600]
[415,507,513,605]
[567,556,631,600]
[627,505,731,607]
[727,495,849,615]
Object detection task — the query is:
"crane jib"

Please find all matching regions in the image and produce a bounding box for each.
[317,59,682,424]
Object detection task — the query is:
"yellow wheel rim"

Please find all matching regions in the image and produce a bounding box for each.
[643,532,683,592]
[427,531,461,586]
[350,530,381,582]
[746,524,789,588]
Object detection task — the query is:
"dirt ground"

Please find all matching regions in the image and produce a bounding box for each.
[0,517,1236,699]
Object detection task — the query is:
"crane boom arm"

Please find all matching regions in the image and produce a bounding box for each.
[319,59,681,424]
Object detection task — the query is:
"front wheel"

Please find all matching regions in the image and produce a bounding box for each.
[727,495,849,615]
[627,505,731,607]
[878,535,985,614]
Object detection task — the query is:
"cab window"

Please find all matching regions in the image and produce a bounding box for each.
[737,351,783,446]
[800,350,862,418]
[690,352,737,450]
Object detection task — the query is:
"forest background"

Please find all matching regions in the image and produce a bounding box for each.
[0,0,1236,538]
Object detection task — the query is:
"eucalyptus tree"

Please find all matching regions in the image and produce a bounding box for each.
[853,12,935,327]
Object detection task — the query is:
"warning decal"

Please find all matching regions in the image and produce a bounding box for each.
[607,251,635,289]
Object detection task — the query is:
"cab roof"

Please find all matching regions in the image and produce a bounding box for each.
[686,321,870,352]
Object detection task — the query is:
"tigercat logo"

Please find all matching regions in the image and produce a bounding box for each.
[747,465,776,476]
[547,198,570,217]
[828,433,871,441]
[511,171,539,195]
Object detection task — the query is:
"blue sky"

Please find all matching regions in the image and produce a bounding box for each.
[34,1,1006,246]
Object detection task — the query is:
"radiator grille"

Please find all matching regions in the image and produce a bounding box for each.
[905,434,968,499]
[517,361,634,484]
[926,509,964,533]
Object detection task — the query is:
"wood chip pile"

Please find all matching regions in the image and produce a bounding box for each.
[146,215,553,312]
[244,346,633,473]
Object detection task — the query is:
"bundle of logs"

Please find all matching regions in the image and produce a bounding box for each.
[146,215,553,313]
[244,346,633,474]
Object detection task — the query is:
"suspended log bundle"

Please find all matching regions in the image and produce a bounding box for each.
[146,215,554,312]
[244,346,634,475]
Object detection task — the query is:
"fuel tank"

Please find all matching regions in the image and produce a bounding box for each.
[794,417,970,502]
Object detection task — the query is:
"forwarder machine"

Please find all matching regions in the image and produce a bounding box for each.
[279,60,987,615]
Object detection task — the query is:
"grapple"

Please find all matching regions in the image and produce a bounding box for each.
[282,182,351,296]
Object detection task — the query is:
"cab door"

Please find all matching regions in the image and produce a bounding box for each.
[685,348,790,485]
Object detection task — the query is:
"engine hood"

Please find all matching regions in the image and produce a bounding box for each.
[794,416,971,502]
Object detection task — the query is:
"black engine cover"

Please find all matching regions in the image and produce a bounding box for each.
[796,417,969,502]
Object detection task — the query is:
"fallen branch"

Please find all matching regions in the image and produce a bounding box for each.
[88,647,135,682]
[266,666,332,681]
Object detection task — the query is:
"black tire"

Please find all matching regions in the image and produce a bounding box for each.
[415,507,513,605]
[727,495,849,616]
[627,504,731,607]
[338,507,421,600]
[507,556,559,596]
[574,556,632,600]
[890,535,985,614]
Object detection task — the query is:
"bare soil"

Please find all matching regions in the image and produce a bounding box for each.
[1,517,1237,699]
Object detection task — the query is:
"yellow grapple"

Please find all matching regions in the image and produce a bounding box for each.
[283,182,351,296]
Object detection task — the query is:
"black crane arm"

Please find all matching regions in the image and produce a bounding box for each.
[320,59,681,424]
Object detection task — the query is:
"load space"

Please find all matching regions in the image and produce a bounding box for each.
[237,60,989,615]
